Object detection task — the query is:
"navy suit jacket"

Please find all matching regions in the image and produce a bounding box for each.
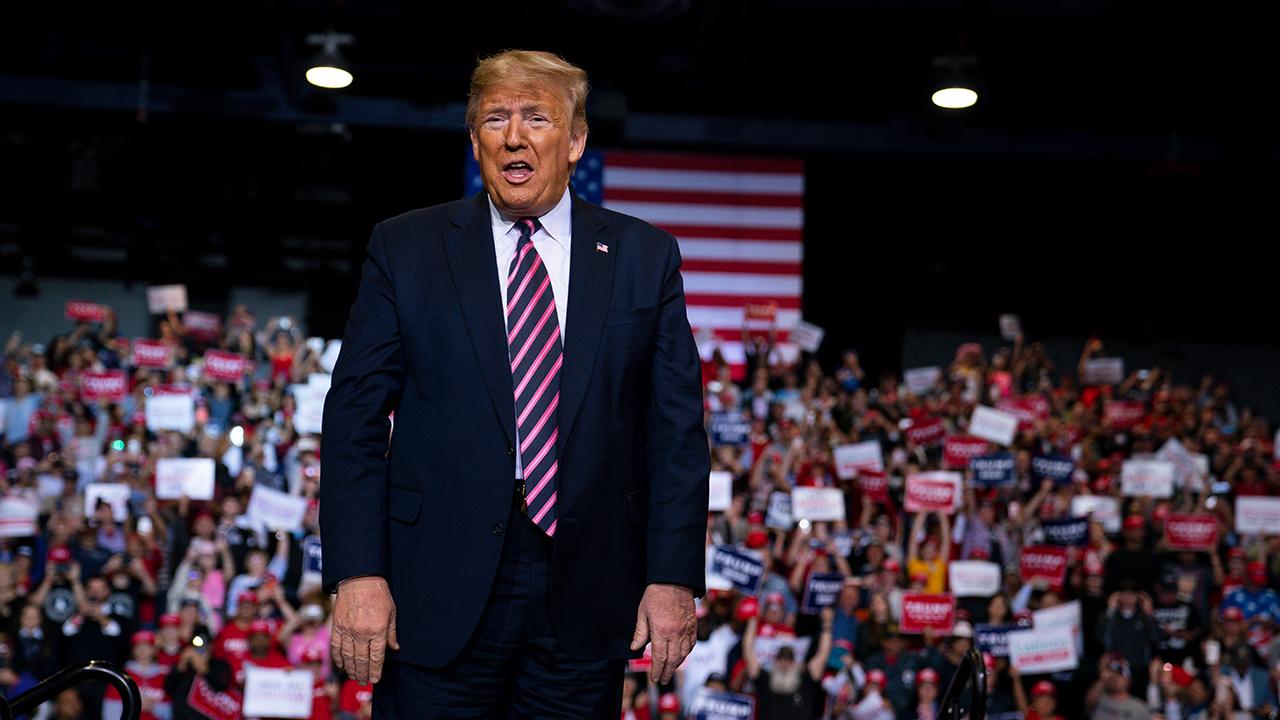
[319,188,711,668]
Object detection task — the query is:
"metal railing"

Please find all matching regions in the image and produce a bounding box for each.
[2,661,141,720]
[937,647,988,720]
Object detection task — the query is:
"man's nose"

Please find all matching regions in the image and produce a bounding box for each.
[503,119,527,149]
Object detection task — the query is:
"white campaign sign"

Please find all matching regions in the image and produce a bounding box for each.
[1120,459,1175,498]
[85,483,131,522]
[904,367,943,396]
[948,561,1001,597]
[834,440,884,479]
[968,406,1018,446]
[1072,495,1121,533]
[708,471,733,512]
[752,636,813,672]
[791,321,825,353]
[1033,600,1084,653]
[0,496,39,538]
[291,381,329,436]
[791,487,845,522]
[765,491,793,530]
[145,393,196,433]
[1236,497,1280,536]
[1083,358,1125,385]
[155,457,216,501]
[146,284,188,314]
[247,486,308,532]
[243,667,313,719]
[999,314,1021,341]
[1008,625,1078,673]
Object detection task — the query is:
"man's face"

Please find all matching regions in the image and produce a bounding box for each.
[470,82,586,218]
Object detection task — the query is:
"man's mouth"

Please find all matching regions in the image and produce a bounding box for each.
[502,161,533,184]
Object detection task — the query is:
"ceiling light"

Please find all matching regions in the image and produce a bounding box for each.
[931,55,979,110]
[305,32,354,89]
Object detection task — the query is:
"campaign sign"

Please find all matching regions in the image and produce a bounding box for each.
[146,393,195,434]
[904,472,962,514]
[1072,495,1121,533]
[292,379,328,435]
[801,573,845,614]
[690,689,755,720]
[791,487,845,522]
[155,457,216,501]
[708,471,733,512]
[948,561,1001,597]
[900,592,956,634]
[858,470,889,504]
[765,491,793,530]
[628,643,653,673]
[753,636,812,672]
[968,406,1018,446]
[1020,546,1069,591]
[743,302,778,322]
[906,417,946,447]
[131,338,174,368]
[247,486,308,532]
[999,314,1021,340]
[65,300,109,323]
[1235,496,1280,536]
[791,321,825,353]
[1157,438,1207,490]
[1121,459,1175,498]
[944,435,990,469]
[1164,513,1217,551]
[834,440,884,479]
[710,545,765,594]
[970,452,1016,487]
[996,396,1050,428]
[85,483,131,522]
[1032,453,1076,486]
[1008,625,1078,673]
[203,350,247,383]
[243,667,313,719]
[1104,401,1146,430]
[976,624,1023,658]
[1033,600,1083,654]
[184,310,223,341]
[146,284,188,314]
[710,411,751,447]
[903,366,943,396]
[1042,516,1089,547]
[80,370,127,403]
[1082,358,1125,386]
[0,496,39,538]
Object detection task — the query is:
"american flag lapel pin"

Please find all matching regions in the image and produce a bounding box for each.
[595,241,609,253]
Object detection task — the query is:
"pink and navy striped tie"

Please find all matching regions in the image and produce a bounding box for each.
[506,216,559,537]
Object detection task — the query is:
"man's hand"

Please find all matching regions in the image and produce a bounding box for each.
[331,576,399,685]
[629,583,696,685]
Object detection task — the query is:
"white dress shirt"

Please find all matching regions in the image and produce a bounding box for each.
[488,185,572,479]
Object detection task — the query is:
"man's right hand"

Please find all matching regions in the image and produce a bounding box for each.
[331,576,399,685]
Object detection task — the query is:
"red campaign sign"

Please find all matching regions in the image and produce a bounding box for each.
[743,302,778,322]
[203,350,246,382]
[1020,546,1069,591]
[943,436,989,470]
[65,300,109,323]
[900,592,956,634]
[1165,513,1218,551]
[183,310,223,341]
[187,676,242,720]
[628,643,653,673]
[155,384,195,396]
[79,370,127,403]
[906,417,946,447]
[858,469,889,503]
[996,396,1050,428]
[1103,401,1147,430]
[131,338,174,369]
[904,473,961,513]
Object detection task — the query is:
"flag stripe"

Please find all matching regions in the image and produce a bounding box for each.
[682,272,802,296]
[604,188,803,208]
[605,150,804,174]
[677,239,803,262]
[679,259,801,275]
[605,201,802,230]
[660,225,802,242]
[686,307,803,329]
[604,167,803,196]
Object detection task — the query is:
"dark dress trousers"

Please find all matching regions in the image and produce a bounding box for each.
[319,188,711,713]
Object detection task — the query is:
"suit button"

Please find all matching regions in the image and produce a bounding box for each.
[492,522,505,535]
[506,444,514,457]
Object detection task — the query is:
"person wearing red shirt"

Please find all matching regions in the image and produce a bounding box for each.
[155,613,184,670]
[236,619,291,687]
[104,630,170,720]
[1015,677,1064,720]
[339,677,374,719]
[298,646,336,720]
[213,590,262,683]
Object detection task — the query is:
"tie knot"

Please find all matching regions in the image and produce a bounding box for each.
[516,216,542,242]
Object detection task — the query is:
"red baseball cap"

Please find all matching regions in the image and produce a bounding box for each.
[249,620,272,635]
[883,558,902,572]
[746,530,768,549]
[1031,680,1056,697]
[1168,664,1193,688]
[1123,514,1146,530]
[658,693,680,712]
[159,613,181,627]
[916,668,939,685]
[1222,606,1245,622]
[132,630,156,645]
[747,511,765,525]
[301,647,325,664]
[48,546,72,564]
[1248,561,1268,584]
[866,669,887,687]
[1229,547,1247,560]
[237,591,259,605]
[735,597,759,623]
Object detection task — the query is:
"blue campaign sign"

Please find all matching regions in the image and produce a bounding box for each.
[975,623,1024,658]
[710,545,765,595]
[1042,516,1089,547]
[970,452,1016,487]
[801,573,846,614]
[1032,453,1076,485]
[709,411,751,447]
[302,534,323,573]
[690,689,755,720]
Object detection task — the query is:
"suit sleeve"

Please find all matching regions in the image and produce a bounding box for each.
[644,232,711,598]
[319,222,405,593]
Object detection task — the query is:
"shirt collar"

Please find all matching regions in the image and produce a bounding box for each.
[487,185,572,250]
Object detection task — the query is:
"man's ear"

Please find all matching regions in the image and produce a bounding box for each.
[469,129,481,162]
[569,128,588,165]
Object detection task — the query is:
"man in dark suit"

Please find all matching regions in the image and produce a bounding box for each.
[319,49,710,718]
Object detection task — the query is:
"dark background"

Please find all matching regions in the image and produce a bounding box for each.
[3,2,1276,413]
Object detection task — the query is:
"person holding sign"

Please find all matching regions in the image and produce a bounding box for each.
[319,50,711,718]
[907,512,952,595]
[741,607,834,719]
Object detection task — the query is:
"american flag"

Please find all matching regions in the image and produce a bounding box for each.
[466,148,805,380]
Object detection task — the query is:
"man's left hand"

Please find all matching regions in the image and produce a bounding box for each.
[630,583,696,684]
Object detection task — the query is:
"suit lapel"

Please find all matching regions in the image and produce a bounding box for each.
[443,192,517,449]
[557,192,616,459]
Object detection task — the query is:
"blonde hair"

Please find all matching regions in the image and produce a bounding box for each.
[466,49,589,137]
